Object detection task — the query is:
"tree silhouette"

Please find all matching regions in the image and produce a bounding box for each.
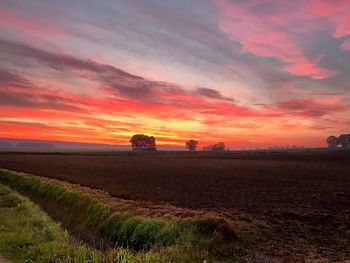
[130,134,156,151]
[203,142,225,151]
[326,134,350,148]
[338,134,350,148]
[185,139,198,151]
[327,136,338,148]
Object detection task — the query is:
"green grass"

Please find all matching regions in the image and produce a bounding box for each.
[0,170,244,262]
[0,182,241,263]
[0,170,180,250]
[0,182,108,262]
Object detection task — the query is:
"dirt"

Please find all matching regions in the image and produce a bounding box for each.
[0,151,349,262]
[0,254,13,263]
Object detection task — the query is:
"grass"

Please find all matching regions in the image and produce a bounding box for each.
[0,170,244,262]
[0,182,107,262]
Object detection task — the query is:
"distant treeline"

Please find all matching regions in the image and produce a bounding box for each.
[130,134,226,152]
[327,134,350,148]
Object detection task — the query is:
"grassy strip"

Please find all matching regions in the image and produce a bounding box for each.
[0,182,131,262]
[0,170,243,262]
[0,182,241,263]
[0,170,176,250]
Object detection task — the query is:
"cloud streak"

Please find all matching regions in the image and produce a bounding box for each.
[214,0,344,79]
[0,69,31,87]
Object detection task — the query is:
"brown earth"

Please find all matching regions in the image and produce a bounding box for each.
[0,151,349,262]
[0,255,13,263]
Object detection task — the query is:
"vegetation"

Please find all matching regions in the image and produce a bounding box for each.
[185,140,199,151]
[327,134,350,148]
[0,182,108,262]
[0,170,242,262]
[130,134,156,151]
[202,142,225,151]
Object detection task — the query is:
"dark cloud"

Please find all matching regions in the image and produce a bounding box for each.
[104,79,155,99]
[195,87,234,101]
[302,110,329,118]
[0,66,83,111]
[0,38,141,80]
[0,38,155,100]
[0,88,83,112]
[277,99,309,111]
[0,38,235,103]
[0,69,31,87]
[276,99,349,117]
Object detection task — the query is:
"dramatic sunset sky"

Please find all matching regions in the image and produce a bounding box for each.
[0,0,349,148]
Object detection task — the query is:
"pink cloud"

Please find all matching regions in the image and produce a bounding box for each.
[214,0,339,79]
[285,61,336,80]
[302,1,350,38]
[0,8,64,37]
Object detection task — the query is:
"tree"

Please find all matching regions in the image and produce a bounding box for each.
[327,135,338,148]
[202,142,225,151]
[326,134,350,148]
[185,139,198,151]
[130,134,156,151]
[338,134,350,148]
[212,142,225,151]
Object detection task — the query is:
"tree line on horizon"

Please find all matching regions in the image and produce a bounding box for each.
[130,133,350,151]
[130,134,225,151]
[327,134,350,148]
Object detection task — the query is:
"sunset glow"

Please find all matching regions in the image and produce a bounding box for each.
[1,1,349,148]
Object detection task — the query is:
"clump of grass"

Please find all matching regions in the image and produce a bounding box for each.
[0,170,242,262]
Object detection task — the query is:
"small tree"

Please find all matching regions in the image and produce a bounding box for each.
[338,134,350,148]
[203,142,225,151]
[327,135,338,148]
[185,139,198,151]
[213,142,225,151]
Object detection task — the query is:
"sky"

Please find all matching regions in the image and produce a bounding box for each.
[0,0,349,148]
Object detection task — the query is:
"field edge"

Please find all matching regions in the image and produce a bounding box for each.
[0,169,245,263]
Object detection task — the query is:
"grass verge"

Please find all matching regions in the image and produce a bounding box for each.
[0,170,245,262]
[0,182,119,262]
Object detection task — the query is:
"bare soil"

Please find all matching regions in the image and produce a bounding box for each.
[0,151,349,262]
[0,254,13,263]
